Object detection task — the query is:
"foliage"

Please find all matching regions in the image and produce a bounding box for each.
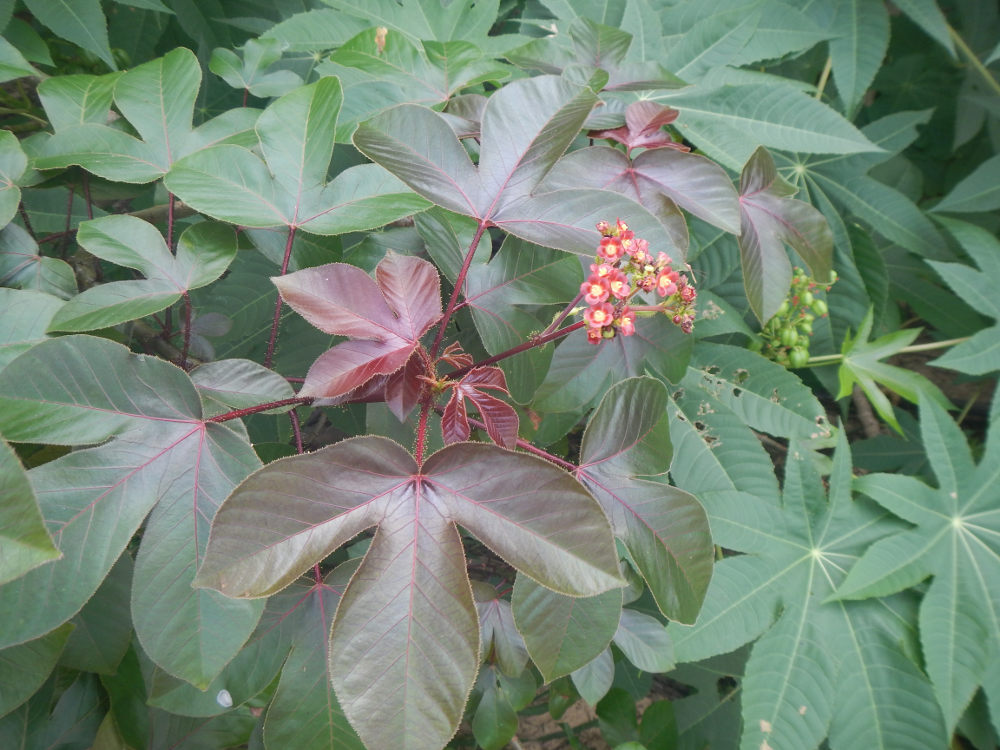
[0,2,998,750]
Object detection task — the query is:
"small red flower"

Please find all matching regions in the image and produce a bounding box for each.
[584,301,615,329]
[607,269,630,299]
[586,327,603,345]
[618,306,636,336]
[581,275,610,305]
[598,236,625,262]
[656,269,679,297]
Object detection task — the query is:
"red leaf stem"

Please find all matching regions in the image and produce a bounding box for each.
[429,220,489,359]
[264,225,297,369]
[180,291,192,370]
[446,320,587,381]
[289,408,304,454]
[543,291,585,335]
[207,397,313,423]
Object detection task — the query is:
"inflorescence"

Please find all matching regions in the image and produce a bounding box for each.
[580,219,697,344]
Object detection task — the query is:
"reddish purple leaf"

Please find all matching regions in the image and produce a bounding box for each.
[738,146,834,322]
[441,366,519,449]
[273,252,442,399]
[195,436,623,749]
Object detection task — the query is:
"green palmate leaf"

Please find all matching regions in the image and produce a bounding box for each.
[774,109,948,261]
[662,9,757,81]
[23,0,115,70]
[929,217,1000,374]
[0,289,65,371]
[0,129,27,227]
[576,377,713,623]
[209,37,302,98]
[0,336,263,689]
[689,343,830,440]
[38,48,259,183]
[667,364,781,502]
[505,17,684,90]
[512,574,622,682]
[653,80,880,171]
[355,71,684,258]
[195,436,623,750]
[0,624,73,719]
[668,432,946,750]
[0,36,42,82]
[738,146,834,323]
[0,434,59,586]
[932,153,1000,214]
[836,396,1000,732]
[47,215,236,332]
[829,0,889,116]
[0,223,77,300]
[671,647,747,750]
[36,72,118,132]
[837,308,951,432]
[166,76,429,233]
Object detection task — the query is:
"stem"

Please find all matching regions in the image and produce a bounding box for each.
[415,398,431,465]
[949,24,1000,96]
[814,55,833,99]
[179,292,193,370]
[60,185,75,259]
[208,397,313,423]
[430,221,488,359]
[542,291,584,335]
[17,204,36,238]
[804,336,971,367]
[265,225,298,369]
[290,409,304,453]
[166,192,176,254]
[81,173,93,219]
[446,321,587,381]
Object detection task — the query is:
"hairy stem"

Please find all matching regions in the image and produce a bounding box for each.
[208,397,313,423]
[463,412,577,471]
[543,291,585,335]
[430,221,488,359]
[290,409,304,453]
[179,292,193,370]
[264,225,297,369]
[446,321,587,381]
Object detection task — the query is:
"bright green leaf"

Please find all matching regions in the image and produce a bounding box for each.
[0,434,59,586]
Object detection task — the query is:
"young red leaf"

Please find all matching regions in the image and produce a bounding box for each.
[273,252,442,399]
[441,366,519,449]
[589,100,686,154]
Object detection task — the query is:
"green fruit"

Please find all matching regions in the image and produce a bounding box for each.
[812,298,828,316]
[799,321,813,335]
[776,300,790,317]
[780,327,798,347]
[801,290,814,306]
[788,347,809,368]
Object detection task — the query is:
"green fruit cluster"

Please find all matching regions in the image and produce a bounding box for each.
[752,267,835,368]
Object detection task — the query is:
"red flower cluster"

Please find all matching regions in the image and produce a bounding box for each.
[580,219,697,344]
